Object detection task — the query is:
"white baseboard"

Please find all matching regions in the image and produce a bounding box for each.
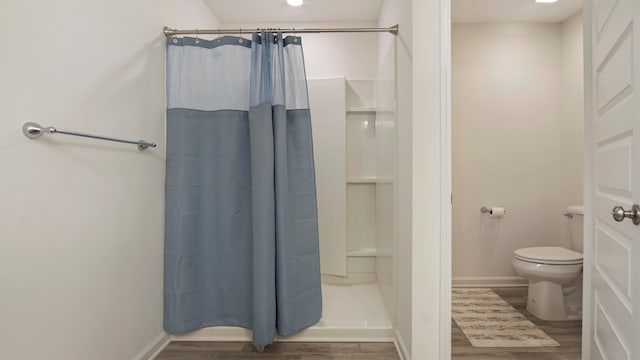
[394,329,410,360]
[132,332,170,360]
[452,276,528,288]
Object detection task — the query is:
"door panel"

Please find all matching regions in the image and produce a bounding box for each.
[595,100,633,142]
[596,138,631,193]
[596,28,632,111]
[589,0,640,357]
[596,0,619,35]
[594,298,629,360]
[595,221,632,306]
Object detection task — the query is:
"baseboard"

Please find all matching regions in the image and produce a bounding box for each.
[132,332,170,360]
[452,276,528,288]
[394,329,410,360]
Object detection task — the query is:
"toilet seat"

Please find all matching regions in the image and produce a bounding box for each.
[514,246,583,265]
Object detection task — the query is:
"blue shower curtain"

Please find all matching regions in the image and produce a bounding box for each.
[164,32,322,346]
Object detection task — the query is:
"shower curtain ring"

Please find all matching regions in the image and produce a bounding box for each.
[195,29,200,44]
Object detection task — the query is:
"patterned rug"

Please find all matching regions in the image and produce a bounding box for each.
[452,288,559,347]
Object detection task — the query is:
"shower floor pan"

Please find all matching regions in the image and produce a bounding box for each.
[171,283,394,342]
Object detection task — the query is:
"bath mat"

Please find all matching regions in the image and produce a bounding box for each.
[452,288,559,347]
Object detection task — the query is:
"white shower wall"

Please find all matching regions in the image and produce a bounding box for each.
[0,1,220,359]
[378,0,412,354]
[452,16,584,286]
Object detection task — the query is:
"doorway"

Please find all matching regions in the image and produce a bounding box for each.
[450,1,584,358]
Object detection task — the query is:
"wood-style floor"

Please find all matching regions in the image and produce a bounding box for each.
[155,341,400,359]
[452,287,582,360]
[155,287,580,359]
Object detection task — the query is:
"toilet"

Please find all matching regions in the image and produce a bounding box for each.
[512,205,584,321]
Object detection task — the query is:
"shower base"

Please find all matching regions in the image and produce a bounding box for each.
[171,283,393,342]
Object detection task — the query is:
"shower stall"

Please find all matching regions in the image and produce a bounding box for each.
[165,6,398,344]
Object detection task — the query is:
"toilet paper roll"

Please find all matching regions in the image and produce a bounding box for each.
[489,207,506,219]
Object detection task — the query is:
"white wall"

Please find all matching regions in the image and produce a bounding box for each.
[0,1,219,359]
[560,12,584,213]
[452,20,583,284]
[379,0,413,357]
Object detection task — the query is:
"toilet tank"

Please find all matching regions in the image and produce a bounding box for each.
[568,205,584,253]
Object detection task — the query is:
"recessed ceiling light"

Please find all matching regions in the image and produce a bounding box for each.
[535,0,558,3]
[287,0,303,6]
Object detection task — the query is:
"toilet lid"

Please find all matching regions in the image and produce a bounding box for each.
[514,246,583,265]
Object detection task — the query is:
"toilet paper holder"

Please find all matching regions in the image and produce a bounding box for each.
[480,206,506,215]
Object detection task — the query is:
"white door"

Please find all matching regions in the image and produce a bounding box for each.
[587,0,640,358]
[308,77,348,277]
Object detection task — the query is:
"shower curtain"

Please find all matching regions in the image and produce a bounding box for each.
[164,32,322,346]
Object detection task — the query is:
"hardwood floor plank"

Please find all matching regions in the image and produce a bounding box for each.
[156,342,400,359]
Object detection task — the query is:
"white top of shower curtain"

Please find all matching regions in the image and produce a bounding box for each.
[166,35,310,112]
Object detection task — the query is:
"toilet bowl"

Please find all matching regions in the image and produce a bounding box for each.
[512,206,584,321]
[512,248,583,320]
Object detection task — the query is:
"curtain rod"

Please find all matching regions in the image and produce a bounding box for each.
[163,25,398,37]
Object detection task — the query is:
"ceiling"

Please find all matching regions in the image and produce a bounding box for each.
[205,0,582,25]
[205,0,384,24]
[452,0,583,23]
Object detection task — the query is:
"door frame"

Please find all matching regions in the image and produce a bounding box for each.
[411,0,451,359]
[581,0,593,358]
[434,0,594,359]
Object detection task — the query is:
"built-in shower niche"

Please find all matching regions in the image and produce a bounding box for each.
[316,78,395,286]
[304,76,396,340]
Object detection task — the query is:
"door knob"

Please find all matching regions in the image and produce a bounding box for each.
[611,204,640,225]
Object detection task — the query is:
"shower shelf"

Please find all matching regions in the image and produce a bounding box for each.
[347,248,392,257]
[347,248,377,257]
[347,107,394,114]
[347,177,393,184]
[347,177,376,183]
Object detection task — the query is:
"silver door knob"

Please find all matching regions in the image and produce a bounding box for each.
[611,204,640,225]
